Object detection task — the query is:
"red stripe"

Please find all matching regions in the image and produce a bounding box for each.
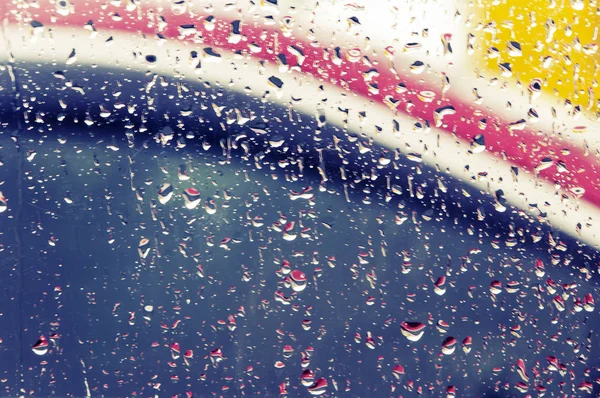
[12,6,600,207]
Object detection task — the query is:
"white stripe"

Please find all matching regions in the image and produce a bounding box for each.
[186,0,600,152]
[284,0,600,152]
[2,24,598,247]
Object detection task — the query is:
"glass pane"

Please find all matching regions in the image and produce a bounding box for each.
[0,0,598,396]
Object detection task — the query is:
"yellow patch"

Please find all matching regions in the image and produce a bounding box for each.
[474,0,599,113]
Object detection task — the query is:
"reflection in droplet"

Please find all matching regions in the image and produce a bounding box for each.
[32,336,49,356]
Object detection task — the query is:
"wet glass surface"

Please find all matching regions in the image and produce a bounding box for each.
[0,1,599,397]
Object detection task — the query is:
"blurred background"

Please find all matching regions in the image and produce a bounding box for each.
[0,0,599,397]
